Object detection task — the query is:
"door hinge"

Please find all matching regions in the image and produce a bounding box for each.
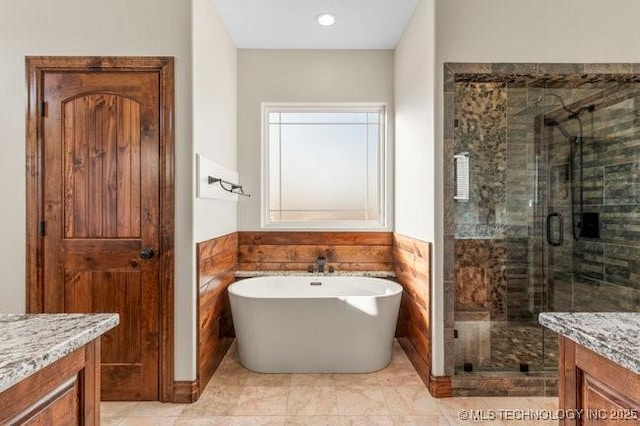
[39,221,45,237]
[40,101,46,117]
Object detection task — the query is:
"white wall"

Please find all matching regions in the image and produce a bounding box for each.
[0,0,195,380]
[394,0,440,373]
[431,0,640,376]
[394,0,436,242]
[237,49,395,231]
[436,0,640,63]
[193,0,238,242]
[188,0,238,382]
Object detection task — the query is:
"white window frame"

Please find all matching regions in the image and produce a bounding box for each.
[261,102,388,230]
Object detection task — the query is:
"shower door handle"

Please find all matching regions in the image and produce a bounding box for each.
[546,212,563,246]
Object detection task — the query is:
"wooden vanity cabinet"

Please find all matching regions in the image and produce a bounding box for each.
[0,340,101,426]
[559,336,640,425]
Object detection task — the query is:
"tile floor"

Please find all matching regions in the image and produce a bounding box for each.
[101,340,559,425]
[485,322,558,370]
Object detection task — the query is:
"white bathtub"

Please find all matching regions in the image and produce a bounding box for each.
[228,276,402,373]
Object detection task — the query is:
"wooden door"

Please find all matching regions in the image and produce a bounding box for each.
[41,71,160,400]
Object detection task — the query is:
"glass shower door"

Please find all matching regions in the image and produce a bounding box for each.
[541,82,640,369]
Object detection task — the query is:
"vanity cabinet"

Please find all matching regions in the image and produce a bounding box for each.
[0,314,118,425]
[559,336,640,426]
[0,341,100,425]
[539,313,640,426]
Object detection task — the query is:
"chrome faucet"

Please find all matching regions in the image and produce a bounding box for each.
[316,256,326,274]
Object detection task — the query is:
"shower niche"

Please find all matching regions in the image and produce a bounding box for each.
[445,63,640,396]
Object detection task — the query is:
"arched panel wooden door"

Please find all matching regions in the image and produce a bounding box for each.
[27,58,175,402]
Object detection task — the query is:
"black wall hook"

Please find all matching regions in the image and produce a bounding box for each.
[207,176,251,197]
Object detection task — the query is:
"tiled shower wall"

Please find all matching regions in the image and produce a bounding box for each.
[453,82,536,323]
[453,77,640,325]
[444,63,640,395]
[454,82,507,231]
[545,87,640,312]
[455,239,506,320]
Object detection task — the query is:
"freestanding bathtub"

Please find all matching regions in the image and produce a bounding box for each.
[228,276,402,373]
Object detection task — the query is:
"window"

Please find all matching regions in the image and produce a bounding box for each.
[262,104,387,229]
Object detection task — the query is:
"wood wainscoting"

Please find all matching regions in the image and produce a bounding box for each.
[237,232,394,271]
[392,233,451,397]
[195,231,449,398]
[195,232,238,399]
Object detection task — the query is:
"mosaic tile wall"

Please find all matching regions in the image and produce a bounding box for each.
[454,82,507,232]
[454,239,506,320]
[454,82,537,325]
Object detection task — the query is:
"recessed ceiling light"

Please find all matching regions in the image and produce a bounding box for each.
[316,13,336,27]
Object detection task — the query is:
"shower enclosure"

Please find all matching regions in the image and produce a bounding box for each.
[448,66,640,395]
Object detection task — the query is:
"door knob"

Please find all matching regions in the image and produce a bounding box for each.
[140,248,155,260]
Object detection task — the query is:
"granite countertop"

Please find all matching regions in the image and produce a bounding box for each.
[539,312,640,375]
[0,313,119,393]
[235,270,397,278]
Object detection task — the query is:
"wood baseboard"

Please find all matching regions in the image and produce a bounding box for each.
[429,374,453,398]
[172,380,199,403]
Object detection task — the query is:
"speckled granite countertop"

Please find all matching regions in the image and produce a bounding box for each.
[539,312,640,375]
[235,270,397,278]
[0,313,119,393]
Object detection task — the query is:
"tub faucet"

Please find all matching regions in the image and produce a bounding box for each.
[316,256,326,274]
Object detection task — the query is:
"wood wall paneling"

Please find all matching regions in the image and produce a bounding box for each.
[237,261,393,272]
[197,232,238,396]
[404,300,432,362]
[196,231,441,398]
[392,233,439,395]
[238,231,393,245]
[237,232,393,272]
[397,337,429,387]
[394,248,430,309]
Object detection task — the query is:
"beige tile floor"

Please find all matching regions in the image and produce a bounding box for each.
[101,341,559,425]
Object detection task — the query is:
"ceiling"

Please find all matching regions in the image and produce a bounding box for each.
[213,0,419,49]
